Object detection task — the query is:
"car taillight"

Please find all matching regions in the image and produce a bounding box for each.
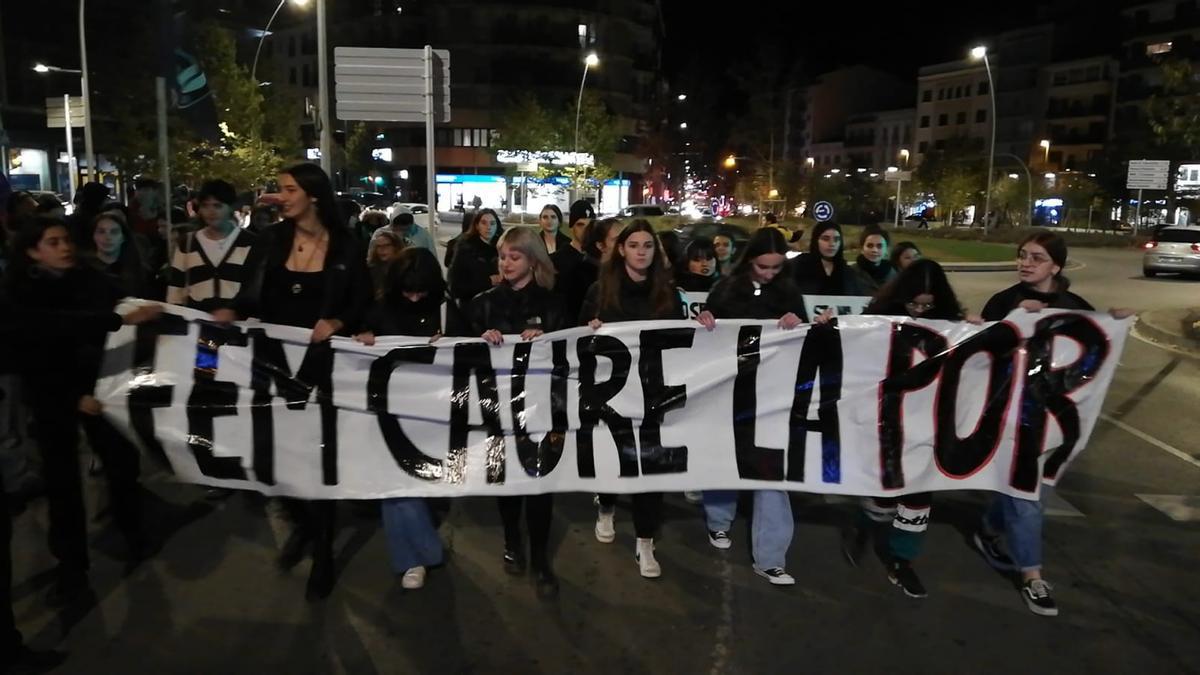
[1144,241,1157,249]
[1192,243,1200,253]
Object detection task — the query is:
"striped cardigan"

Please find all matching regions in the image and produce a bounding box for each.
[166,229,259,313]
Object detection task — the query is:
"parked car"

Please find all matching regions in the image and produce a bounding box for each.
[620,204,667,218]
[1143,226,1200,278]
[338,191,391,210]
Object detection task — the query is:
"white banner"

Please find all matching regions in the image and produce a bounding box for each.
[802,295,873,318]
[95,306,1130,500]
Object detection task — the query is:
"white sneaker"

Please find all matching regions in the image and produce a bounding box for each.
[635,538,661,578]
[684,491,703,504]
[595,509,616,543]
[401,566,426,590]
[754,566,795,586]
[708,530,732,550]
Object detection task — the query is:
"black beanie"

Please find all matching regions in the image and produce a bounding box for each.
[568,200,594,225]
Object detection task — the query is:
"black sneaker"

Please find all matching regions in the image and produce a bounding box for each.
[503,549,526,576]
[888,560,927,598]
[841,524,869,568]
[1021,578,1059,617]
[707,530,732,550]
[973,530,1017,572]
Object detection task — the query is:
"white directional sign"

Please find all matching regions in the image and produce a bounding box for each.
[46,96,85,129]
[334,47,450,123]
[1126,159,1170,190]
[884,170,912,182]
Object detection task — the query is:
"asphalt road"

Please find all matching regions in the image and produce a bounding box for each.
[7,247,1199,674]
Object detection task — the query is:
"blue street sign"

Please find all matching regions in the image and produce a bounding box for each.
[813,201,834,222]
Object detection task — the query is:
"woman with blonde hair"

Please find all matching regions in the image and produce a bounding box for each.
[465,225,566,599]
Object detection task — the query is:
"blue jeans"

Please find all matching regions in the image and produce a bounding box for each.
[983,492,1044,572]
[380,498,443,573]
[702,490,793,569]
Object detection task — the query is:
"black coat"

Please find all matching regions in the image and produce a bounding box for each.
[234,220,371,333]
[851,256,897,296]
[981,282,1093,322]
[706,273,805,320]
[556,253,597,323]
[791,252,863,297]
[579,271,685,325]
[364,296,443,338]
[448,235,498,308]
[2,265,124,402]
[675,271,717,293]
[467,282,566,336]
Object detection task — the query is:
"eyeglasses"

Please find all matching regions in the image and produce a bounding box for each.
[905,300,935,312]
[1017,250,1052,264]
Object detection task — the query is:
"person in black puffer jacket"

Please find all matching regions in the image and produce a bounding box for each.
[696,228,807,586]
[674,236,720,293]
[851,224,897,297]
[791,220,862,307]
[448,208,503,311]
[579,219,685,580]
[466,227,566,599]
[3,216,162,607]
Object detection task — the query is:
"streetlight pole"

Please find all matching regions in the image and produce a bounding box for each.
[317,0,331,176]
[78,0,95,184]
[252,0,288,83]
[972,46,996,232]
[573,52,598,202]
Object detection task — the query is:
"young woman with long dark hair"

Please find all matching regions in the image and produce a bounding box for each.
[695,228,806,585]
[355,247,446,591]
[448,208,503,309]
[467,227,567,598]
[851,224,896,296]
[235,162,371,601]
[2,216,162,606]
[972,230,1131,617]
[89,209,149,298]
[791,221,862,304]
[675,236,720,292]
[579,219,684,578]
[839,258,975,599]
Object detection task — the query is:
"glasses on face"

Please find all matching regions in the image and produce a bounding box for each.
[905,300,935,313]
[1017,250,1052,264]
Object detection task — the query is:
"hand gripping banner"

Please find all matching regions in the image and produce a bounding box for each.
[95,305,1130,500]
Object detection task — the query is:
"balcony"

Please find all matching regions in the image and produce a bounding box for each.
[1045,101,1110,120]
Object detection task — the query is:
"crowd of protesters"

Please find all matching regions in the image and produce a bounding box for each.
[0,163,1130,671]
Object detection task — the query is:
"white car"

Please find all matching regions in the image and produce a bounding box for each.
[1143,226,1200,277]
[386,202,433,227]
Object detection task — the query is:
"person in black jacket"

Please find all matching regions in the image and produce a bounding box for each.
[467,226,567,599]
[354,247,446,592]
[838,258,976,600]
[448,208,502,310]
[536,204,572,257]
[695,228,807,586]
[791,220,862,308]
[234,162,371,602]
[87,209,150,298]
[2,216,162,607]
[675,236,719,292]
[972,230,1131,617]
[579,219,684,579]
[851,224,897,297]
[550,201,595,322]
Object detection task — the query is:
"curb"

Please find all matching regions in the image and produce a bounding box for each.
[1134,312,1200,357]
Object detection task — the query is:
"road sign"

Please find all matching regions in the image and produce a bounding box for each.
[46,96,85,129]
[334,47,450,123]
[884,170,912,182]
[813,201,835,222]
[1126,159,1170,191]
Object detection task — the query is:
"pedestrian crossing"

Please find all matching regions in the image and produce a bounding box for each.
[1135,494,1200,522]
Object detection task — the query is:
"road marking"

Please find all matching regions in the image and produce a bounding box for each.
[1135,494,1200,522]
[1101,413,1200,470]
[1129,322,1200,362]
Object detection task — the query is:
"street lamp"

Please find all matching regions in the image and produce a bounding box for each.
[679,122,688,130]
[573,52,600,157]
[677,94,687,101]
[251,0,311,84]
[1039,139,1051,166]
[33,62,93,190]
[900,148,910,167]
[971,45,997,232]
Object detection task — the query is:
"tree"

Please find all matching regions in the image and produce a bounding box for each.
[1146,59,1200,223]
[913,137,987,224]
[493,92,620,193]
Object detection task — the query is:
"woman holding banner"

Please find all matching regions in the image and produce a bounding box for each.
[851,224,896,296]
[791,221,862,316]
[467,227,567,599]
[973,231,1131,617]
[580,220,684,579]
[696,228,808,585]
[838,258,974,599]
[355,247,447,591]
[235,162,371,602]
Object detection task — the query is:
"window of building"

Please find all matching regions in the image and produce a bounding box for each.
[934,139,945,150]
[976,109,987,123]
[978,81,989,95]
[922,90,932,102]
[938,88,945,100]
[955,85,964,98]
[1086,65,1101,81]
[474,129,487,147]
[918,141,929,153]
[288,36,296,58]
[956,111,967,125]
[938,114,948,126]
[1147,41,1173,56]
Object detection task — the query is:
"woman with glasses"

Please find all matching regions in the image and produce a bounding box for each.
[972,230,1131,617]
[837,258,977,600]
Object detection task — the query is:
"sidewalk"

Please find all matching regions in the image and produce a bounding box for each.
[1135,307,1200,356]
